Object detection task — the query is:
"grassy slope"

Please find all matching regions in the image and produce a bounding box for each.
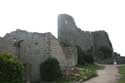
[118,65,125,83]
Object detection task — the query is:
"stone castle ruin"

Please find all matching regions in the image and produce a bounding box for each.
[0,14,122,82]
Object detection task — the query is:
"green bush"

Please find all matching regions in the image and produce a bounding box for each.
[0,52,24,83]
[40,57,62,81]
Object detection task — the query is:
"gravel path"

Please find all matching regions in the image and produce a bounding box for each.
[83,65,119,83]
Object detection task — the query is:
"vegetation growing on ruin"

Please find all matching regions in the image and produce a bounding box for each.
[56,64,104,83]
[40,57,62,81]
[0,52,24,83]
[118,65,125,83]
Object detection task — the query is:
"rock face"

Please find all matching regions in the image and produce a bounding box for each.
[58,14,113,64]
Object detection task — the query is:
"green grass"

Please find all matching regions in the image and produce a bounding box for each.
[79,64,105,70]
[118,65,125,83]
[55,64,104,83]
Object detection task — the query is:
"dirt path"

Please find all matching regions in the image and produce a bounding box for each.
[83,65,119,83]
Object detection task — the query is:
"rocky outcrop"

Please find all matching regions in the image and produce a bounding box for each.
[58,14,113,64]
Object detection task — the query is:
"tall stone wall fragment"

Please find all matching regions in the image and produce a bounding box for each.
[58,14,93,54]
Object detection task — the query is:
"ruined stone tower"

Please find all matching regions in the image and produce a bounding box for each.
[58,14,93,54]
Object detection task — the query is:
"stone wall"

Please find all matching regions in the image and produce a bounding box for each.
[0,30,50,81]
[0,29,69,81]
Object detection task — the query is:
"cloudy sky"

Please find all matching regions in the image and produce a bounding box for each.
[0,0,125,56]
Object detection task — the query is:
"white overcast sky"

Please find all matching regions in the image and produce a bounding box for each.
[0,0,125,56]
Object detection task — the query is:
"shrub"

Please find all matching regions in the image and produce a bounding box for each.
[0,52,24,83]
[40,57,62,81]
